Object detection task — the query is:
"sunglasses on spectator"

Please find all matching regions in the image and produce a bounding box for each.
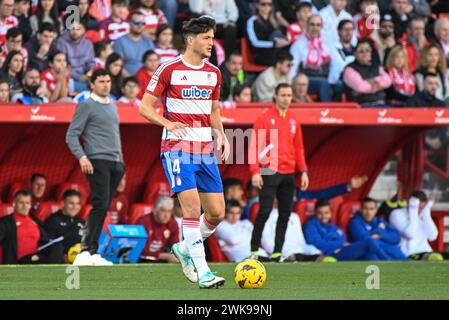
[259,2,272,6]
[132,20,145,25]
[357,48,372,53]
[309,23,322,27]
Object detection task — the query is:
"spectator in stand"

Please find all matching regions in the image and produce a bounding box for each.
[94,40,113,69]
[286,1,313,44]
[108,173,129,224]
[137,196,180,263]
[246,0,289,66]
[135,49,159,99]
[154,24,178,63]
[113,10,155,76]
[219,51,245,102]
[353,0,379,40]
[57,21,95,92]
[292,73,313,103]
[232,83,252,103]
[105,52,124,99]
[274,0,303,28]
[370,14,396,66]
[408,0,432,19]
[304,199,393,261]
[348,197,406,260]
[0,190,61,264]
[223,178,247,208]
[387,0,411,41]
[406,72,446,107]
[13,0,32,43]
[399,17,428,73]
[216,200,254,262]
[88,0,112,24]
[40,51,74,102]
[11,67,49,104]
[342,38,392,107]
[0,49,23,96]
[0,0,19,47]
[0,27,28,69]
[320,0,355,47]
[158,0,180,28]
[328,19,356,100]
[385,45,416,107]
[133,0,167,41]
[290,15,332,102]
[252,50,292,102]
[390,190,449,261]
[25,22,57,72]
[0,75,10,102]
[118,76,141,108]
[98,0,130,43]
[29,0,63,36]
[44,189,84,263]
[434,17,449,65]
[414,44,449,102]
[189,0,238,57]
[75,0,99,30]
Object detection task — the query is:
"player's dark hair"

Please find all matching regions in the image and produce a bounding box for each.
[6,27,22,40]
[38,22,57,34]
[361,197,377,206]
[94,40,111,58]
[182,16,216,43]
[14,189,32,200]
[338,19,354,31]
[275,50,293,65]
[410,190,428,203]
[142,49,159,64]
[31,172,47,183]
[122,76,139,88]
[225,199,242,213]
[274,83,292,95]
[315,198,330,210]
[63,189,81,200]
[90,68,111,83]
[48,50,66,64]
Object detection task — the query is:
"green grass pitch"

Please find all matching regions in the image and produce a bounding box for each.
[1,262,448,300]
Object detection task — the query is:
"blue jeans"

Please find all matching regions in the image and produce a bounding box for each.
[158,0,178,28]
[308,77,332,102]
[74,80,88,92]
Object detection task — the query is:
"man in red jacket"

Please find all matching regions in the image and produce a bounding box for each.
[249,83,309,262]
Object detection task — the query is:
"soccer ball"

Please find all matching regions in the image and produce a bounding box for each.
[234,259,267,289]
[67,243,81,264]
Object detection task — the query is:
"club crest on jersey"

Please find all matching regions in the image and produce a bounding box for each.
[181,86,213,99]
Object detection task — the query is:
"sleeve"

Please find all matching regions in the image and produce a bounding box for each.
[294,117,307,172]
[211,70,222,101]
[343,67,377,94]
[112,40,125,63]
[85,42,96,72]
[188,0,204,14]
[412,0,431,17]
[304,221,341,253]
[227,0,239,22]
[414,72,424,91]
[421,201,438,241]
[297,183,349,201]
[374,67,392,89]
[389,200,419,240]
[65,102,89,160]
[248,116,264,176]
[375,222,401,245]
[251,73,270,102]
[216,224,240,246]
[289,40,301,79]
[145,64,170,98]
[246,16,274,49]
[348,217,370,242]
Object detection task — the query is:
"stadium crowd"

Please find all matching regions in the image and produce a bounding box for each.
[1,0,449,264]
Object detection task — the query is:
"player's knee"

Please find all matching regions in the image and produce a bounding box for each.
[366,238,381,251]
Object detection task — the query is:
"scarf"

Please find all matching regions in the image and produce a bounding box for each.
[388,67,416,96]
[304,34,331,69]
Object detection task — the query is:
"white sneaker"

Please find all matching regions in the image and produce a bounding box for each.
[73,251,93,266]
[91,254,113,266]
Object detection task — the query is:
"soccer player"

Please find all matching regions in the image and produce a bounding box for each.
[139,16,230,289]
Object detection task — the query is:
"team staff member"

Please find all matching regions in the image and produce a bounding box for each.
[0,190,61,264]
[249,83,309,261]
[66,69,125,266]
[44,189,84,262]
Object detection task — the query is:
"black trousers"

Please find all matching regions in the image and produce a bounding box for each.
[250,172,296,253]
[82,159,125,254]
[215,23,237,58]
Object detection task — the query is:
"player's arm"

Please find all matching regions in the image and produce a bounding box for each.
[210,100,230,161]
[139,92,188,137]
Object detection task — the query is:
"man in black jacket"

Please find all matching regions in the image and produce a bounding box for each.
[219,52,246,101]
[406,72,446,107]
[0,190,62,264]
[44,189,84,261]
[25,23,58,72]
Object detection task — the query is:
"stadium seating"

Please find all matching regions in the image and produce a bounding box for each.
[249,202,260,223]
[293,200,317,225]
[336,201,362,231]
[56,183,88,206]
[241,38,267,73]
[7,182,27,202]
[143,181,171,205]
[32,201,61,222]
[0,203,13,218]
[127,204,153,225]
[79,204,93,221]
[206,234,229,262]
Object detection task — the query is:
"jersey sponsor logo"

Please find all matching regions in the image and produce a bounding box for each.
[148,76,158,92]
[181,86,213,99]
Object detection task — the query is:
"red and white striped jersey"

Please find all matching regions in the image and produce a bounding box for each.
[154,46,179,64]
[40,68,70,92]
[140,8,166,31]
[287,22,304,44]
[146,56,222,154]
[0,16,19,47]
[98,17,130,42]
